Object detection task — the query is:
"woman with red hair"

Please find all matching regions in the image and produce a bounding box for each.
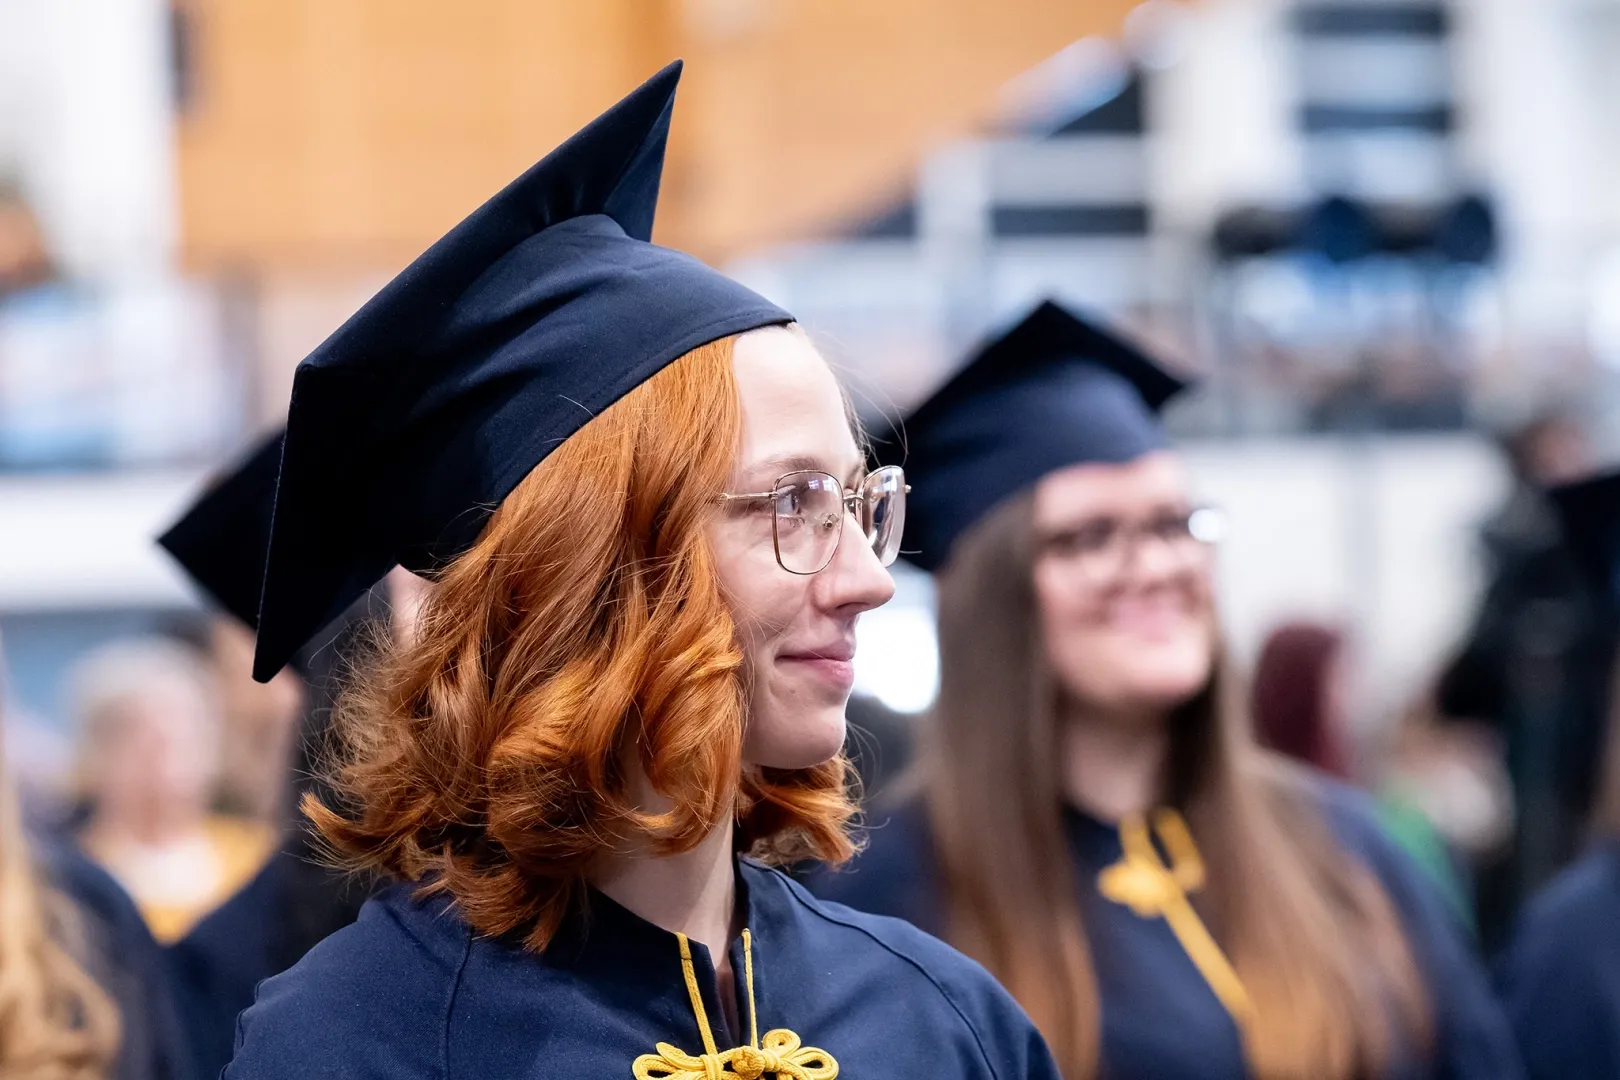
[1250,621,1353,779]
[222,64,1059,1080]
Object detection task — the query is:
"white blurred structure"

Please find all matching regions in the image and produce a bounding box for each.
[0,0,178,281]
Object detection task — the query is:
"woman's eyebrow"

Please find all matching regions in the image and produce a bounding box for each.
[741,454,869,486]
[743,454,825,479]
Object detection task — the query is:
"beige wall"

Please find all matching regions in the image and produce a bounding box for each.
[176,0,1143,272]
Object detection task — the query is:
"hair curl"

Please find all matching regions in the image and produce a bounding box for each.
[306,334,857,951]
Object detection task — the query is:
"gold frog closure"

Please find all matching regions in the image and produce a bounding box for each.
[632,930,838,1080]
[1097,808,1255,1035]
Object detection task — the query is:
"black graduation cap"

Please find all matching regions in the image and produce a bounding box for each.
[158,428,368,681]
[251,61,792,682]
[1549,470,1620,609]
[158,430,283,632]
[879,299,1187,573]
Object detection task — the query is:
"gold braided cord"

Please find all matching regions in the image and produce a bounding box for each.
[1097,809,1256,1034]
[633,1030,838,1080]
[632,931,839,1080]
[742,929,760,1050]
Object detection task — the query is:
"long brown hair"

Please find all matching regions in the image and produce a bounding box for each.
[0,764,121,1079]
[924,492,1430,1080]
[1589,650,1620,836]
[307,334,857,952]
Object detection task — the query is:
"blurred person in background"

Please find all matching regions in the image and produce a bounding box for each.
[155,431,417,1080]
[70,638,273,943]
[1435,407,1616,947]
[224,65,1058,1080]
[1251,621,1476,922]
[843,692,915,805]
[1498,470,1620,1079]
[0,631,193,1080]
[0,177,53,295]
[206,619,303,827]
[1250,621,1353,777]
[3,687,76,828]
[813,301,1519,1080]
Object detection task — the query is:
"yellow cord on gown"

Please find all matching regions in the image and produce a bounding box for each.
[632,929,838,1080]
[1097,808,1256,1037]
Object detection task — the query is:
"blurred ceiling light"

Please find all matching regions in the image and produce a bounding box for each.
[852,605,940,715]
[1189,505,1229,545]
[997,37,1129,131]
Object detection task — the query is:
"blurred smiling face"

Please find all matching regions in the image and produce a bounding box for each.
[1031,451,1217,719]
[708,327,896,769]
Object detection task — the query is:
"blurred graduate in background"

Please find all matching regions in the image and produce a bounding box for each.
[67,638,273,943]
[153,430,400,1080]
[0,629,192,1080]
[1434,410,1616,946]
[1498,469,1620,1080]
[811,300,1521,1080]
[1250,621,1479,923]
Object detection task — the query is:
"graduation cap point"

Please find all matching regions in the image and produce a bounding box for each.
[157,431,283,633]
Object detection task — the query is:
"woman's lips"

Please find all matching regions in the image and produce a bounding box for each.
[1106,597,1198,640]
[778,647,856,690]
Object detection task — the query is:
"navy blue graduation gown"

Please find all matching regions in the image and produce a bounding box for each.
[1497,843,1620,1079]
[809,781,1521,1080]
[225,858,1062,1080]
[42,840,195,1080]
[168,848,369,1080]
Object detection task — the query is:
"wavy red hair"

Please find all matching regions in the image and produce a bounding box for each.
[306,335,857,951]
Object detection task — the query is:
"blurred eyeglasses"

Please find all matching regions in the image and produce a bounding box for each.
[1036,505,1225,583]
[719,465,909,575]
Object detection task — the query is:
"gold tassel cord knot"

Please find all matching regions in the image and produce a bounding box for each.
[1097,809,1255,1033]
[631,930,838,1080]
[632,1031,836,1080]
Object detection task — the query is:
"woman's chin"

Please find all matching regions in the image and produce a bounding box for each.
[1083,652,1212,716]
[743,705,848,771]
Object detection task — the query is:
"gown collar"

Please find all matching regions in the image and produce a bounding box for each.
[541,860,839,1080]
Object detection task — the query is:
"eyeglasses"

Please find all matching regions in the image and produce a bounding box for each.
[719,465,909,575]
[1036,506,1225,584]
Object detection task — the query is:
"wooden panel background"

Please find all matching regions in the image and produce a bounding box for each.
[177,0,1143,271]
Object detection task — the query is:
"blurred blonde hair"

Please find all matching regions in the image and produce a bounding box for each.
[0,755,121,1078]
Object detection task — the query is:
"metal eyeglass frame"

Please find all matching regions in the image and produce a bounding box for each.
[718,464,909,575]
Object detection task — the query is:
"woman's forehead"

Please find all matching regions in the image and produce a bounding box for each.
[733,329,860,480]
[1034,452,1188,520]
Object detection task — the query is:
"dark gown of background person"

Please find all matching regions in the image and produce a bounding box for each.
[1498,470,1620,1080]
[39,835,195,1080]
[823,788,1514,1080]
[1434,415,1618,948]
[155,431,372,1080]
[842,693,915,805]
[809,300,1521,1080]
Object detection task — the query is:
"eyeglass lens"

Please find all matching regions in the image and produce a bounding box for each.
[1038,507,1221,582]
[771,466,908,575]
